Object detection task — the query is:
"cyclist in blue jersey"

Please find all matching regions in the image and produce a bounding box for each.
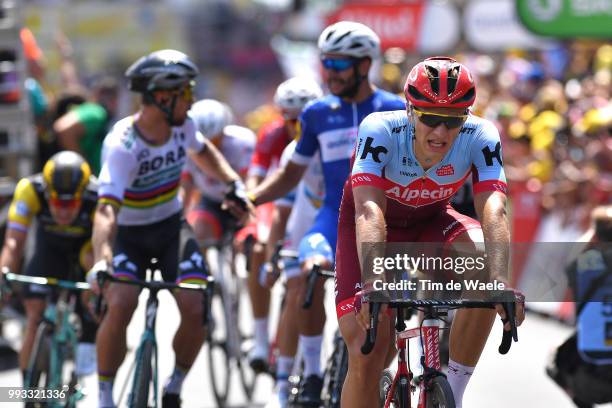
[248,21,405,405]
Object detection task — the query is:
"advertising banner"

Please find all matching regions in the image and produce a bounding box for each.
[465,0,555,51]
[516,0,612,38]
[327,1,460,53]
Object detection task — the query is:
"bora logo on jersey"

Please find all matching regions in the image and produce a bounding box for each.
[137,146,187,176]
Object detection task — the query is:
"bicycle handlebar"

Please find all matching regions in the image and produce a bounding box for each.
[1,267,91,291]
[360,293,519,356]
[94,271,215,326]
[302,264,335,309]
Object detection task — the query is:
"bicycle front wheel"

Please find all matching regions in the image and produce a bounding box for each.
[25,322,52,408]
[426,375,455,408]
[130,339,154,408]
[323,333,348,408]
[206,287,230,407]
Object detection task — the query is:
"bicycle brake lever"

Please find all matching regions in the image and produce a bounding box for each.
[303,264,320,309]
[498,301,518,355]
[361,302,381,355]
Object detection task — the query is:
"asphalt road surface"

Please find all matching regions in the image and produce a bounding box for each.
[0,282,608,408]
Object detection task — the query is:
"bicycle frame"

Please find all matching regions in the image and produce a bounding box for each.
[363,294,519,408]
[128,285,160,408]
[382,308,446,408]
[2,271,88,407]
[96,271,213,408]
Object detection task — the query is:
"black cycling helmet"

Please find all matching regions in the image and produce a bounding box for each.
[43,151,91,200]
[125,49,199,93]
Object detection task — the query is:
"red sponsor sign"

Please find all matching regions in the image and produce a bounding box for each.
[327,2,427,51]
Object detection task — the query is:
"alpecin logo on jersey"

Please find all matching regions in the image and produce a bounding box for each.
[385,178,459,207]
[436,164,454,176]
[138,146,186,175]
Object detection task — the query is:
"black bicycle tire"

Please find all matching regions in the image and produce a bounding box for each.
[130,339,154,408]
[426,375,455,408]
[206,289,230,406]
[25,322,51,389]
[324,335,348,408]
[235,279,256,400]
[379,368,395,406]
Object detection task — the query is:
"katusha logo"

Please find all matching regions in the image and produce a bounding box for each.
[385,178,459,206]
[436,164,455,176]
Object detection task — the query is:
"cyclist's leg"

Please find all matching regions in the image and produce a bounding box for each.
[336,218,394,408]
[186,196,224,254]
[163,218,209,397]
[21,298,45,373]
[19,236,69,376]
[294,210,337,404]
[275,271,301,403]
[96,228,147,407]
[75,240,98,377]
[420,207,496,408]
[240,203,275,364]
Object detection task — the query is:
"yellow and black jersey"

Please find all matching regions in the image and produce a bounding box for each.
[7,174,98,239]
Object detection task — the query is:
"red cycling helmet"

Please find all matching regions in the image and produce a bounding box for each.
[404,56,476,109]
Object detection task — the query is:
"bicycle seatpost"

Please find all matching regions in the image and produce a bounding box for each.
[361,302,381,355]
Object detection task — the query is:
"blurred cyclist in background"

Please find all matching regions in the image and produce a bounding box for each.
[256,77,323,407]
[248,21,406,405]
[243,77,324,373]
[181,98,255,252]
[0,151,99,381]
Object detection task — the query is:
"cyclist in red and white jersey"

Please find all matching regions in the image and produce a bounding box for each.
[243,77,323,371]
[181,99,255,249]
[336,57,525,408]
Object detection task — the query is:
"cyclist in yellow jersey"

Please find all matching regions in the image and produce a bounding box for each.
[0,151,99,381]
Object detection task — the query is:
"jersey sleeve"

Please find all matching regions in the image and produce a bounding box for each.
[470,120,508,195]
[350,113,394,190]
[275,141,298,207]
[7,179,40,232]
[184,119,206,153]
[248,123,277,178]
[98,141,138,209]
[292,108,319,166]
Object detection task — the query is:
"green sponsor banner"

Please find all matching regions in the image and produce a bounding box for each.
[517,0,612,38]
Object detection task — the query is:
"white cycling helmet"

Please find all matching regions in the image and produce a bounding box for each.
[189,99,235,138]
[274,77,323,111]
[318,21,380,59]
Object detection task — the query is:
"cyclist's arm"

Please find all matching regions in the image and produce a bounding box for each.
[92,203,118,265]
[53,110,84,153]
[249,160,307,206]
[354,185,387,276]
[190,138,241,184]
[179,172,195,212]
[266,204,292,261]
[0,228,27,274]
[474,190,510,284]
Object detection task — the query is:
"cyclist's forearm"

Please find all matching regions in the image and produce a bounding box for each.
[355,202,387,282]
[265,205,291,260]
[192,140,241,184]
[92,203,118,264]
[250,161,305,206]
[0,229,27,273]
[479,193,510,283]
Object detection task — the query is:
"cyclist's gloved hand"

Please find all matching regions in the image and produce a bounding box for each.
[87,259,111,295]
[353,285,389,331]
[258,261,280,289]
[494,286,526,331]
[222,180,253,224]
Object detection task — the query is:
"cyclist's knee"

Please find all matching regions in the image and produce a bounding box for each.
[176,291,205,322]
[105,285,139,323]
[339,313,390,375]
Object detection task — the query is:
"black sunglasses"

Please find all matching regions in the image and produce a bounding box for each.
[412,108,468,129]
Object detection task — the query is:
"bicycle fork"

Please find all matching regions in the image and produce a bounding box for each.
[389,318,442,408]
